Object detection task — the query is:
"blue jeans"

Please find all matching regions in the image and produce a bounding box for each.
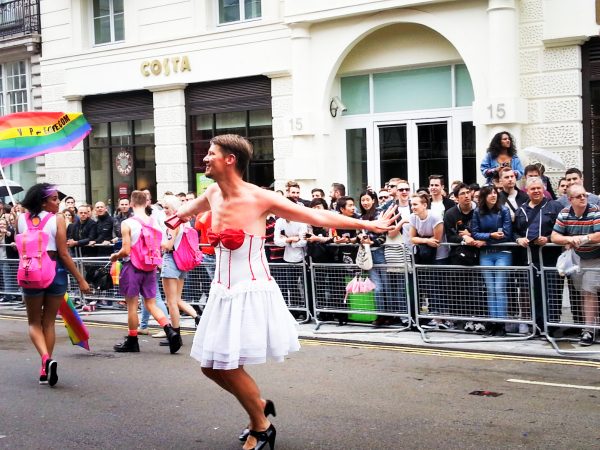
[370,248,388,311]
[480,250,512,319]
[140,273,169,329]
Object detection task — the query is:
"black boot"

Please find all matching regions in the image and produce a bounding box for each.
[160,327,183,347]
[114,335,140,352]
[164,325,181,354]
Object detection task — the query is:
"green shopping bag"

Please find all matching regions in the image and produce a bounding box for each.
[345,275,377,322]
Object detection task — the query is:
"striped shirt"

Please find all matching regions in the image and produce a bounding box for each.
[553,204,600,259]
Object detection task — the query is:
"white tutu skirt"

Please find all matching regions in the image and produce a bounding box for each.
[190,279,301,370]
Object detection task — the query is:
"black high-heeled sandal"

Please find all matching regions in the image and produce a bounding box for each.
[246,424,276,450]
[239,400,276,442]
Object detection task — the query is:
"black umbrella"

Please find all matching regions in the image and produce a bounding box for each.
[0,179,23,198]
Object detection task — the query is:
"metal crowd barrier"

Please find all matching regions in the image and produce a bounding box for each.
[539,244,600,355]
[70,254,312,323]
[413,243,536,343]
[0,255,22,305]
[270,261,311,323]
[310,244,413,334]
[7,238,600,354]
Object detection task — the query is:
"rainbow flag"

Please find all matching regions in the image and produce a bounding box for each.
[58,293,90,351]
[0,111,91,167]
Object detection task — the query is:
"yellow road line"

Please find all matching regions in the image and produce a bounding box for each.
[3,314,600,368]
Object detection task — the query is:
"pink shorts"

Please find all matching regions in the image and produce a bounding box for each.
[119,261,157,299]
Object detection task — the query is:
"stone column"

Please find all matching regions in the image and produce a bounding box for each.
[277,23,318,190]
[148,83,188,199]
[474,0,527,182]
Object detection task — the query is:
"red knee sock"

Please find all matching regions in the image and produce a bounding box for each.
[41,353,50,367]
[128,329,138,337]
[157,317,169,327]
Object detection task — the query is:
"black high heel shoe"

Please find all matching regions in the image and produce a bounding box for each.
[239,400,276,442]
[247,424,276,450]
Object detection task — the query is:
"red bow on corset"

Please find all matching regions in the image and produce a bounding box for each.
[206,228,246,250]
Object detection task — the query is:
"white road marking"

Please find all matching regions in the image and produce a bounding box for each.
[507,378,600,391]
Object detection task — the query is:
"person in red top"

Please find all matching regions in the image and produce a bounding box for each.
[195,210,216,279]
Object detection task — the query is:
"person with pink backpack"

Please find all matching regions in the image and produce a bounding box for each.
[109,190,180,354]
[158,195,202,348]
[17,183,91,386]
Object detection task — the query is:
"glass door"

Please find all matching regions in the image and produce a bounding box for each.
[375,119,449,190]
[415,120,448,189]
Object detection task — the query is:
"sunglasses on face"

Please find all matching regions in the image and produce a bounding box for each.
[398,188,410,192]
[388,185,397,189]
[378,196,388,200]
[570,193,588,200]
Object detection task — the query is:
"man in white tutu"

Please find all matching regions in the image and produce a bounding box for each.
[177,134,397,450]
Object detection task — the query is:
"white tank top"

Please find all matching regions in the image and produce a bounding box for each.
[123,216,162,261]
[17,211,58,251]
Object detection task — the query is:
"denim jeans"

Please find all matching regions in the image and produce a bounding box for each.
[140,274,169,329]
[370,248,389,311]
[479,250,512,319]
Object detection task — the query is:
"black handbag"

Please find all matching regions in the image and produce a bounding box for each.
[85,264,114,291]
[413,243,437,264]
[450,245,479,266]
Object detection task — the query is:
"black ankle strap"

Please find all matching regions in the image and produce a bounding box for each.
[249,429,267,439]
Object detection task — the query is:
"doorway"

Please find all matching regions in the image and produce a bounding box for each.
[376,119,449,190]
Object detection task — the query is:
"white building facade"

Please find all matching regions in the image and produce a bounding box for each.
[39,0,599,205]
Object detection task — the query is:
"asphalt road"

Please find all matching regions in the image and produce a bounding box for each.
[1,316,600,449]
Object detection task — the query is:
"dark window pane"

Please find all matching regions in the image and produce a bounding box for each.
[219,0,240,23]
[245,0,261,19]
[379,125,408,184]
[590,82,600,195]
[461,121,476,185]
[346,129,367,200]
[417,122,448,188]
[192,141,210,172]
[215,111,246,135]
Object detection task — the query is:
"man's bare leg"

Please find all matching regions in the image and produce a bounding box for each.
[202,366,270,449]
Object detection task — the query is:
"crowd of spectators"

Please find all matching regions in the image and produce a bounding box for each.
[2,131,600,346]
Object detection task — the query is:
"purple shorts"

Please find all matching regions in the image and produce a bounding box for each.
[119,261,157,299]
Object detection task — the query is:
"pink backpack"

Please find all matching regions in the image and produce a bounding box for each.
[129,216,162,272]
[173,226,203,272]
[16,213,57,289]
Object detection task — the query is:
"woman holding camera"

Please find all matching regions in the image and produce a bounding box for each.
[471,186,513,336]
[480,131,524,185]
[358,191,391,326]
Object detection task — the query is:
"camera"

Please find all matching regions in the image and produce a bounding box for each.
[329,96,348,117]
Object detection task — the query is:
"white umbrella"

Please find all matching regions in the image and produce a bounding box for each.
[521,146,566,170]
[0,178,23,198]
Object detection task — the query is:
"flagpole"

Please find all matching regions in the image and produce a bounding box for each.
[0,161,16,206]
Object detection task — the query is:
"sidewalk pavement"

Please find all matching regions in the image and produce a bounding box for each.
[2,303,600,362]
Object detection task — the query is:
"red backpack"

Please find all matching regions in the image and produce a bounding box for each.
[129,216,162,272]
[173,226,203,272]
[16,213,57,289]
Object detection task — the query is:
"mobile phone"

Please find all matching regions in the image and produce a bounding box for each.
[497,228,503,233]
[165,215,183,230]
